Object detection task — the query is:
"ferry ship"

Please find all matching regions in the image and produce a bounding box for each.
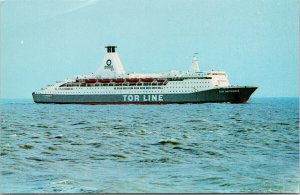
[32,46,257,104]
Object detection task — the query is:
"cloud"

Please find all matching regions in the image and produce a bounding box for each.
[29,0,100,24]
[0,0,6,6]
[55,0,98,16]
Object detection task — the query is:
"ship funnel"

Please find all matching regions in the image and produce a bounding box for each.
[94,46,126,78]
[190,54,200,72]
[106,46,117,53]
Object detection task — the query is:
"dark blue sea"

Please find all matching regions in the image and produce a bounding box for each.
[0,98,299,193]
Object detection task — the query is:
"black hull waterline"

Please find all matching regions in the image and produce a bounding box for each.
[32,86,257,104]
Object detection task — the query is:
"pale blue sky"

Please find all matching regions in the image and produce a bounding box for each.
[0,0,298,98]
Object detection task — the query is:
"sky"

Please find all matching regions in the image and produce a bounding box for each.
[0,0,299,98]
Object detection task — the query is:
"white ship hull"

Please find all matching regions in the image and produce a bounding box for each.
[32,86,257,104]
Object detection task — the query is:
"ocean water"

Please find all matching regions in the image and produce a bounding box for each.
[0,98,299,193]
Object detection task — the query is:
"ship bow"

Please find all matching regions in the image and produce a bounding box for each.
[226,86,257,103]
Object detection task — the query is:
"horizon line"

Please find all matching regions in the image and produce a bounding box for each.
[1,96,299,100]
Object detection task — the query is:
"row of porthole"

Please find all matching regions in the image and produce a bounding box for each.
[55,85,209,91]
[45,86,212,94]
[186,82,210,84]
[58,82,211,89]
[167,86,209,88]
[43,90,197,94]
[45,87,211,94]
[50,86,209,93]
